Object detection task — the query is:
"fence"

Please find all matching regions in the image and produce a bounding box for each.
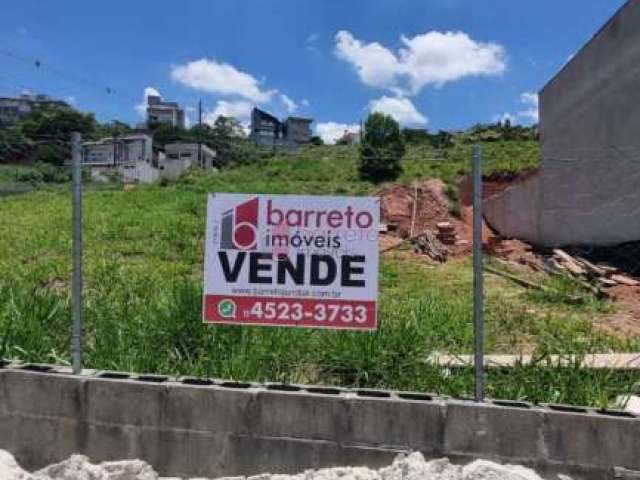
[0,134,639,410]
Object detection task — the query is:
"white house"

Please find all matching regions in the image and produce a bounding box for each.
[161,143,216,179]
[81,135,216,183]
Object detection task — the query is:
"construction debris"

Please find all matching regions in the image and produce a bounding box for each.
[550,249,639,291]
[436,222,457,245]
[412,230,448,263]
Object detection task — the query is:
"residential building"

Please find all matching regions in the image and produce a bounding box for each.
[250,107,312,149]
[250,108,283,145]
[81,135,216,183]
[162,143,217,179]
[284,116,313,145]
[81,133,154,167]
[146,95,185,128]
[484,0,640,247]
[82,133,162,183]
[337,130,361,145]
[0,93,70,124]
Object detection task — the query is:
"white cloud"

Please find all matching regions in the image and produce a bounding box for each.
[369,96,428,126]
[301,99,310,107]
[493,91,539,125]
[204,99,254,126]
[279,93,298,113]
[399,31,506,93]
[171,58,273,102]
[518,91,539,123]
[135,86,161,117]
[316,122,359,145]
[334,30,506,95]
[335,31,400,89]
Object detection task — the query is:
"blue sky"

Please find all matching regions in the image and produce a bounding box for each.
[0,0,627,142]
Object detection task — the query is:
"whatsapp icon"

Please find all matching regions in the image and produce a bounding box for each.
[218,299,237,319]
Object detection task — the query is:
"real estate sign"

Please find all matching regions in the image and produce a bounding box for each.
[203,193,379,330]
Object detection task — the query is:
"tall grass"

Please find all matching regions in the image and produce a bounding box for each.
[0,142,638,407]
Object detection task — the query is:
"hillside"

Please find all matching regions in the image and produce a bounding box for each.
[2,140,639,407]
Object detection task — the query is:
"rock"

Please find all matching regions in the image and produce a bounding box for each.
[462,460,544,480]
[0,449,571,480]
[34,455,105,480]
[100,458,159,480]
[34,454,160,480]
[380,453,460,480]
[0,449,32,480]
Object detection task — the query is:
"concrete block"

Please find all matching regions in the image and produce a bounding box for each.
[611,467,640,479]
[443,401,545,462]
[85,377,164,427]
[82,422,138,463]
[222,434,400,477]
[345,396,445,452]
[0,414,84,470]
[254,389,349,441]
[543,410,640,471]
[121,427,227,478]
[0,370,86,420]
[161,384,258,434]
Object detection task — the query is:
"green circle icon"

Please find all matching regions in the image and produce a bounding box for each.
[218,299,236,318]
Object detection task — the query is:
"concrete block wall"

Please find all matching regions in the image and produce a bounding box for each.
[484,0,640,247]
[0,362,639,479]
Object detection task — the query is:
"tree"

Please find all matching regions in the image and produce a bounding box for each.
[212,115,245,138]
[209,115,254,166]
[0,126,30,164]
[95,120,132,140]
[359,112,405,182]
[20,104,97,142]
[149,122,189,147]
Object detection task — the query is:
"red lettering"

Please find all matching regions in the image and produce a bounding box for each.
[355,211,373,228]
[267,200,283,226]
[265,201,373,229]
[327,210,342,228]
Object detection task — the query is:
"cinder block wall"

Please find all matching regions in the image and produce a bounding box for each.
[0,364,639,479]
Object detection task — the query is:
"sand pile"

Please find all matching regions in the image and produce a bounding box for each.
[0,450,568,480]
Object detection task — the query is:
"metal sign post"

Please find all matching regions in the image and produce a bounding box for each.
[71,132,83,375]
[472,145,485,402]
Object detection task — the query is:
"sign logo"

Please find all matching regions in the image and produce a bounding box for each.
[217,299,237,318]
[220,197,259,250]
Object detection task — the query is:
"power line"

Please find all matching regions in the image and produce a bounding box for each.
[0,47,140,105]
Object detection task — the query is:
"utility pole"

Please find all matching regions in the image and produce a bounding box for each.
[198,100,203,168]
[71,132,83,375]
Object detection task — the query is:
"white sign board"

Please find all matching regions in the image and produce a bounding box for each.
[203,193,379,330]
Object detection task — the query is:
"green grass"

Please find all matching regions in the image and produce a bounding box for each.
[1,141,638,407]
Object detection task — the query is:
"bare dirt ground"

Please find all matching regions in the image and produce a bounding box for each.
[377,176,640,338]
[596,285,640,336]
[377,179,472,257]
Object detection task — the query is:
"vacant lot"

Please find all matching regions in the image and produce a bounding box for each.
[1,141,638,407]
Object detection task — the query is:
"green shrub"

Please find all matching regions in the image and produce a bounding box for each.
[15,163,70,185]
